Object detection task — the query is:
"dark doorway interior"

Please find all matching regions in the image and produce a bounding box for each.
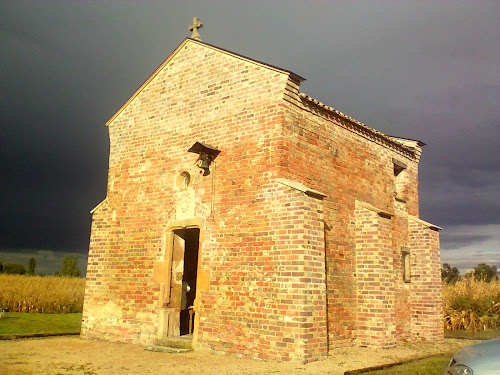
[179,228,199,336]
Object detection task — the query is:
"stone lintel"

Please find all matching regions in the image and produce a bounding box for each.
[90,198,108,214]
[392,158,408,169]
[408,215,442,231]
[356,200,394,218]
[276,178,327,199]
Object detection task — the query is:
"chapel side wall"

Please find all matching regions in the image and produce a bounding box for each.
[280,101,421,349]
[82,41,293,345]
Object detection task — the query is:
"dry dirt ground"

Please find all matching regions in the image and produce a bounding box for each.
[0,336,474,375]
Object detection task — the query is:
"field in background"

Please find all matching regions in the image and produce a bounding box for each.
[0,275,498,375]
[443,279,500,331]
[0,274,85,314]
[1,275,499,331]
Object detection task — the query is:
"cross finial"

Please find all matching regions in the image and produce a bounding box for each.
[189,17,203,41]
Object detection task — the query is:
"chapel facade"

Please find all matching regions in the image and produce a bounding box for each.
[82,37,443,363]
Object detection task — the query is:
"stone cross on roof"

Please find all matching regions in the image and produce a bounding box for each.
[189,17,203,41]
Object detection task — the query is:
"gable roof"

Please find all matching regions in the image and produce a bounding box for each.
[105,38,304,126]
[104,39,424,157]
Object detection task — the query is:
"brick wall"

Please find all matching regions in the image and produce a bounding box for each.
[82,39,328,362]
[279,95,441,349]
[198,183,327,362]
[354,204,396,347]
[393,200,412,342]
[409,218,444,341]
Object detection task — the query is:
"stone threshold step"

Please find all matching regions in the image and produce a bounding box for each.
[156,335,193,349]
[145,345,193,354]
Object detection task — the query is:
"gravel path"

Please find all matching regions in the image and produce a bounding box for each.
[0,336,474,375]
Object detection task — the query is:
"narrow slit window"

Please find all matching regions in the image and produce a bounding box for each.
[402,247,411,283]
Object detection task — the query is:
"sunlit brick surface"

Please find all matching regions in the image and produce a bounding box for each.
[82,39,442,363]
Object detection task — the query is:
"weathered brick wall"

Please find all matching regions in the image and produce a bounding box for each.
[83,38,442,361]
[83,39,328,362]
[354,204,396,347]
[409,218,443,341]
[279,97,440,349]
[199,183,327,362]
[393,200,412,342]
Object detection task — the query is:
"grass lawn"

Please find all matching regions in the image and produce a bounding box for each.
[351,329,500,375]
[359,355,450,375]
[0,312,82,337]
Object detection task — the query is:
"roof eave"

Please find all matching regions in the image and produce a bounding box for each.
[298,93,417,157]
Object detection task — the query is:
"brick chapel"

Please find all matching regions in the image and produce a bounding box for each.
[82,24,443,363]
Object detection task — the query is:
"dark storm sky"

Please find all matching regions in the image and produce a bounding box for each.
[1,1,498,273]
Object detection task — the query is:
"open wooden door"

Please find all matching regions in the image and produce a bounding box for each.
[160,228,199,338]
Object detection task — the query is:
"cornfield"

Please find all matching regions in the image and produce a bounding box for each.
[443,278,500,331]
[0,274,85,313]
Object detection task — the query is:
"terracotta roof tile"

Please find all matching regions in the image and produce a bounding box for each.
[298,93,418,157]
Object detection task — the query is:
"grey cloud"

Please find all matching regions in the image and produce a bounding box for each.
[439,224,499,270]
[440,233,492,250]
[441,249,499,273]
[0,1,498,267]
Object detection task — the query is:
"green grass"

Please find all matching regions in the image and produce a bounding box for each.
[359,355,450,375]
[353,330,500,374]
[0,312,82,337]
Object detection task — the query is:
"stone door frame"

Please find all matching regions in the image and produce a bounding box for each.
[157,218,205,348]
